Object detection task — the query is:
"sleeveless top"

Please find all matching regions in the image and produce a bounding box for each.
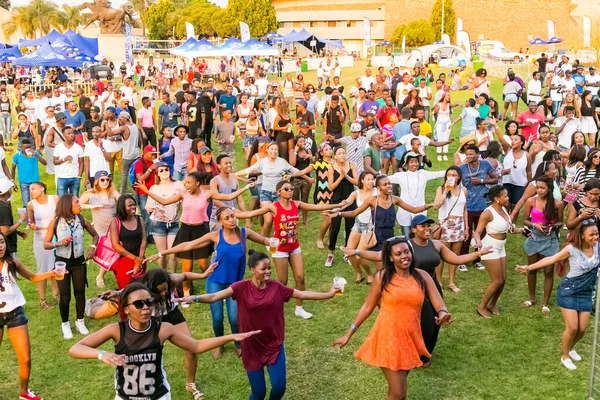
[181,190,209,225]
[158,138,174,168]
[54,216,85,262]
[274,201,300,253]
[313,159,332,204]
[89,193,116,236]
[18,126,34,142]
[210,176,237,221]
[530,197,546,224]
[238,104,251,125]
[437,103,451,122]
[502,150,528,187]
[485,206,511,235]
[410,239,441,278]
[245,119,259,136]
[210,228,246,285]
[373,200,396,248]
[0,98,10,113]
[32,196,56,232]
[438,188,466,220]
[114,319,170,400]
[331,167,356,209]
[118,216,143,257]
[0,261,26,312]
[356,189,378,223]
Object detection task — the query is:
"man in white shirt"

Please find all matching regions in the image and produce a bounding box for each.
[549,69,565,117]
[527,71,543,105]
[586,66,600,101]
[50,86,67,112]
[119,77,134,103]
[555,105,581,151]
[361,68,375,90]
[255,72,269,98]
[562,70,577,97]
[83,126,111,188]
[53,126,84,196]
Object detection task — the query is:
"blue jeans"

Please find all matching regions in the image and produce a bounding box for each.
[552,101,561,117]
[57,177,80,197]
[206,280,239,346]
[247,345,286,400]
[20,183,31,207]
[136,193,149,226]
[173,168,187,181]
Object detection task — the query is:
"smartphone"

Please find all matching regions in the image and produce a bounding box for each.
[522,226,532,237]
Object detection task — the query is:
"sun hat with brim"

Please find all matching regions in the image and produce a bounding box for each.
[411,214,435,228]
[459,133,478,151]
[174,125,189,134]
[402,151,422,169]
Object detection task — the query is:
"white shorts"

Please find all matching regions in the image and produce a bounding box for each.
[480,235,506,260]
[272,246,301,258]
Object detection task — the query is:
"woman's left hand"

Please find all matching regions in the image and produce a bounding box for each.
[85,246,96,260]
[515,265,529,273]
[200,262,218,278]
[435,311,454,326]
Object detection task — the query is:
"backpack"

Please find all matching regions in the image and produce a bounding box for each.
[128,157,148,186]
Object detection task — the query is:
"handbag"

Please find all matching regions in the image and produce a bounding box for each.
[361,198,378,249]
[431,187,462,240]
[85,297,119,319]
[92,218,121,271]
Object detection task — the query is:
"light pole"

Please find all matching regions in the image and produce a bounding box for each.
[441,0,445,39]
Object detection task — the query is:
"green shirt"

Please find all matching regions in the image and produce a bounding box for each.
[363,146,382,172]
[414,75,430,86]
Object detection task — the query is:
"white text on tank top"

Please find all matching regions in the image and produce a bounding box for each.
[502,151,528,186]
[0,262,26,312]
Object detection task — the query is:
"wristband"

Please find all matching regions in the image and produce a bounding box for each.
[157,251,162,258]
[89,244,97,249]
[195,295,199,303]
[438,309,448,314]
[18,219,22,224]
[355,249,359,256]
[98,350,106,360]
[244,185,250,190]
[350,324,358,331]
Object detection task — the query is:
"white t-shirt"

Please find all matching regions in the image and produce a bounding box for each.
[399,134,431,154]
[586,74,600,96]
[418,86,432,106]
[0,262,26,312]
[555,116,582,148]
[562,78,576,96]
[0,147,6,179]
[550,76,563,102]
[54,142,84,179]
[256,79,269,97]
[395,82,413,104]
[546,62,557,73]
[361,75,375,90]
[120,86,134,103]
[83,139,110,178]
[50,94,66,112]
[527,79,542,104]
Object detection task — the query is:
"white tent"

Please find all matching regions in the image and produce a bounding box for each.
[409,44,471,66]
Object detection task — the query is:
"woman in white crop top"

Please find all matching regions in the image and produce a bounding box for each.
[340,172,379,284]
[433,166,468,293]
[473,185,525,319]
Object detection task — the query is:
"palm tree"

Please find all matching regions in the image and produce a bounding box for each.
[58,5,85,32]
[2,0,63,40]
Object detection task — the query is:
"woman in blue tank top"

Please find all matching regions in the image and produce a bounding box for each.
[145,206,272,359]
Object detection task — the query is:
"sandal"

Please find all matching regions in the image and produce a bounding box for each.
[316,240,324,249]
[39,299,54,310]
[521,300,535,308]
[53,293,60,303]
[448,284,461,293]
[355,277,365,284]
[542,306,550,315]
[185,383,205,400]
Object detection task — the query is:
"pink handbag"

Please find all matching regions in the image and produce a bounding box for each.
[93,219,121,271]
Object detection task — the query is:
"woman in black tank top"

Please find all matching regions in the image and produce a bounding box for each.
[69,283,259,400]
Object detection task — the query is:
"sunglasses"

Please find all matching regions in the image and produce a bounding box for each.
[281,187,293,192]
[98,178,111,183]
[385,235,407,243]
[582,218,596,226]
[128,297,155,309]
[157,168,170,173]
[513,160,518,168]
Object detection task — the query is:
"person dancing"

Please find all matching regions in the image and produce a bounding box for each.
[333,237,452,400]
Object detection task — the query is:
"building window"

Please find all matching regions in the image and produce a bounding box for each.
[349,21,357,27]
[310,21,317,27]
[328,21,336,28]
[293,22,301,28]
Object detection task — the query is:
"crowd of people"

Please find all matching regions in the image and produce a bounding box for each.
[0,51,599,400]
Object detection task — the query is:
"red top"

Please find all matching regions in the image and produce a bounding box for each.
[231,280,294,371]
[134,158,156,195]
[94,80,105,95]
[187,70,194,84]
[376,106,400,127]
[517,111,545,141]
[273,201,300,253]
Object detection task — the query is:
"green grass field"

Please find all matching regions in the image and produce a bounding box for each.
[0,59,591,400]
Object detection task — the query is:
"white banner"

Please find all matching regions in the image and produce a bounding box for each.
[185,22,195,40]
[583,16,591,47]
[363,17,371,48]
[240,21,250,42]
[401,35,406,54]
[547,20,555,39]
[456,31,471,59]
[441,34,451,45]
[456,17,463,33]
[125,23,133,64]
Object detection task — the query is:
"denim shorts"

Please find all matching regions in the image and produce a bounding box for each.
[243,135,257,149]
[381,149,395,160]
[0,306,28,329]
[250,183,262,198]
[149,220,180,237]
[503,93,518,102]
[272,246,301,258]
[352,220,374,235]
[260,189,280,203]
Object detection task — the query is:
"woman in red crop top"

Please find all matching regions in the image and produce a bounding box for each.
[522,176,563,314]
[236,180,347,319]
[136,172,256,301]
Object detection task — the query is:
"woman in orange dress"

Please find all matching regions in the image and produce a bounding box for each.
[333,236,453,400]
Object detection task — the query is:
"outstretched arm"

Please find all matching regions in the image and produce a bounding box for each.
[516,245,571,272]
[292,285,338,300]
[234,204,276,220]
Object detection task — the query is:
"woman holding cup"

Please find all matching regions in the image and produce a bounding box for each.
[145,206,274,359]
[0,232,64,400]
[26,182,59,309]
[44,194,99,340]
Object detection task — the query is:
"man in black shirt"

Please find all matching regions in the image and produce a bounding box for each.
[185,91,202,140]
[0,180,25,256]
[198,88,215,147]
[214,79,229,104]
[84,106,102,141]
[295,100,316,135]
[536,52,548,86]
[322,95,345,140]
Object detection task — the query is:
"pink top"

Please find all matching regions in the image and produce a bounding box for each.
[530,198,549,224]
[138,106,154,128]
[180,190,209,225]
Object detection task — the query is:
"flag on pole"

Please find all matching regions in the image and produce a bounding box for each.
[401,35,406,54]
[583,16,591,48]
[185,22,195,40]
[547,20,555,39]
[240,22,250,42]
[125,23,133,64]
[363,17,371,48]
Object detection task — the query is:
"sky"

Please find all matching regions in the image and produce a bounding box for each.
[10,0,228,9]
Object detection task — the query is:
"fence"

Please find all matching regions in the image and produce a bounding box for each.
[6,78,96,99]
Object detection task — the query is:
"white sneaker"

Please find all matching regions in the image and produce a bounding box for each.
[437,155,442,161]
[61,322,73,339]
[325,254,334,267]
[75,319,89,335]
[561,357,577,370]
[295,307,313,319]
[475,262,486,270]
[443,155,448,161]
[458,264,468,272]
[569,350,582,361]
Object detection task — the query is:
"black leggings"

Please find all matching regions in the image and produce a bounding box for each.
[420,277,443,362]
[57,264,87,323]
[328,215,355,252]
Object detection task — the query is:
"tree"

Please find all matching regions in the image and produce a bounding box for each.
[58,5,85,32]
[430,0,456,40]
[2,0,63,40]
[227,0,277,38]
[132,0,149,36]
[391,20,435,47]
[147,0,175,40]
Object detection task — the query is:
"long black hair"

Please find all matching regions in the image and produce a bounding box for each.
[441,166,462,198]
[380,236,424,294]
[0,232,18,280]
[535,176,558,224]
[116,194,136,220]
[143,269,174,318]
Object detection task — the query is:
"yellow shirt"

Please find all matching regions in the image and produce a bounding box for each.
[420,120,432,138]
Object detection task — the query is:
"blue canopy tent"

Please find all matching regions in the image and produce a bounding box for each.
[281,29,342,52]
[72,53,99,63]
[529,37,548,45]
[218,37,243,48]
[378,40,393,46]
[230,39,279,56]
[12,43,83,67]
[170,37,199,55]
[0,47,22,59]
[181,38,219,58]
[548,36,563,44]
[18,29,64,48]
[261,32,283,40]
[63,30,99,56]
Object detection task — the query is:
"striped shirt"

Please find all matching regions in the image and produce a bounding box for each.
[163,136,193,173]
